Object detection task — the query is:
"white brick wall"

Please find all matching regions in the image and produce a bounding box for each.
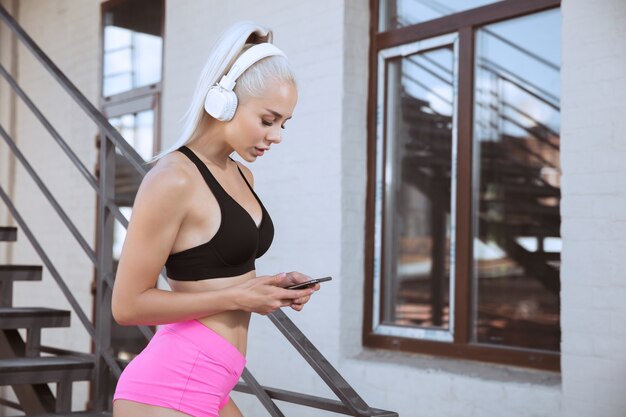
[0,0,101,412]
[0,0,17,238]
[561,0,626,416]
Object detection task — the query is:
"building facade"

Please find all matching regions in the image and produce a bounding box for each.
[0,0,625,416]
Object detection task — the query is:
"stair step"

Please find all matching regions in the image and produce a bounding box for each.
[0,227,17,242]
[0,265,43,281]
[0,307,71,329]
[0,356,93,385]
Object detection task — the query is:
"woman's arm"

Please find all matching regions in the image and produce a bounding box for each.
[111,160,311,326]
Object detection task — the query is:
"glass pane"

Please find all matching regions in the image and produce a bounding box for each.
[109,111,153,217]
[472,9,561,351]
[104,25,131,52]
[103,73,133,97]
[381,43,456,331]
[133,32,163,87]
[103,48,132,77]
[102,0,163,97]
[109,110,154,161]
[109,114,136,148]
[380,0,504,31]
[135,110,155,160]
[113,207,132,261]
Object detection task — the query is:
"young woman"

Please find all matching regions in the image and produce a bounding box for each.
[111,21,319,417]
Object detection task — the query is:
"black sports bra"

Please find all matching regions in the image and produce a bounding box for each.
[165,146,274,280]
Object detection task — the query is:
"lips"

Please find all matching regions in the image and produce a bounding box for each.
[254,147,268,156]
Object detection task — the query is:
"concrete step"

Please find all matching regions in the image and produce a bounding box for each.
[0,356,93,385]
[0,227,17,242]
[0,307,71,329]
[0,265,43,282]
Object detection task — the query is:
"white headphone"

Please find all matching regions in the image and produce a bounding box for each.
[204,43,286,121]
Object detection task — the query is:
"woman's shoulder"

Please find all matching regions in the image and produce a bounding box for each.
[138,151,197,198]
[124,152,197,230]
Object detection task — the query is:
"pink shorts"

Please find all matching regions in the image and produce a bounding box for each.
[113,319,246,417]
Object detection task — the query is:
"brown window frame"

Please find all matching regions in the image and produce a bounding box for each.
[363,0,562,371]
[99,0,165,160]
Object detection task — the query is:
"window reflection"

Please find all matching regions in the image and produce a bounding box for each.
[382,43,456,331]
[379,0,504,31]
[472,9,561,351]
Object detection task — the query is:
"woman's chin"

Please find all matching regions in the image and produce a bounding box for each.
[239,153,257,163]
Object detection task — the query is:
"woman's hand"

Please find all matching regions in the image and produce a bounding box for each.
[232,273,314,315]
[282,271,321,311]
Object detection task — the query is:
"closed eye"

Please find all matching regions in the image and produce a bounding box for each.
[262,120,287,129]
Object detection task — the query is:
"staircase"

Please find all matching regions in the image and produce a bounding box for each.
[0,226,108,416]
[0,4,397,417]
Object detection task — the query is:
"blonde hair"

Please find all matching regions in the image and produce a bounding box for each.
[151,21,296,162]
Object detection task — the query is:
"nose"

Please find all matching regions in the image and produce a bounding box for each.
[266,126,282,144]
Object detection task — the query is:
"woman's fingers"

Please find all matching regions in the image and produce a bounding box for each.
[293,295,311,304]
[279,287,312,300]
[286,271,312,286]
[244,273,320,314]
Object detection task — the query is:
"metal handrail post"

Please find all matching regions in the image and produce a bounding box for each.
[92,134,116,410]
[268,310,372,415]
[240,368,285,417]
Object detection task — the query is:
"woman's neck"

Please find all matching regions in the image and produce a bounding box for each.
[188,120,233,169]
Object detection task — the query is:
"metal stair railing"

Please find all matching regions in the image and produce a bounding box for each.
[0,4,397,416]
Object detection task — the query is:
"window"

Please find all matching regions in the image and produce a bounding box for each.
[379,0,505,30]
[365,0,561,370]
[102,0,163,97]
[98,0,164,366]
[101,0,163,176]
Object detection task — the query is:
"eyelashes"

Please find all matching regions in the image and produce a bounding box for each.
[262,120,286,129]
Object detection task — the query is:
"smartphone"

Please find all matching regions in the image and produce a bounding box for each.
[286,276,332,290]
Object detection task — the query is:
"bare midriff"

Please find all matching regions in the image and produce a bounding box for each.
[167,270,255,357]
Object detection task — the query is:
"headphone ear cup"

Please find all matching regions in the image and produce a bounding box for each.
[204,86,238,121]
[222,91,238,122]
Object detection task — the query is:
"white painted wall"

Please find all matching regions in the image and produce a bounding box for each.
[0,0,101,411]
[1,0,626,416]
[0,0,16,232]
[560,1,626,416]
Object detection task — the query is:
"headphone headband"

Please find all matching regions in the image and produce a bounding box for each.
[217,43,286,91]
[204,42,287,121]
